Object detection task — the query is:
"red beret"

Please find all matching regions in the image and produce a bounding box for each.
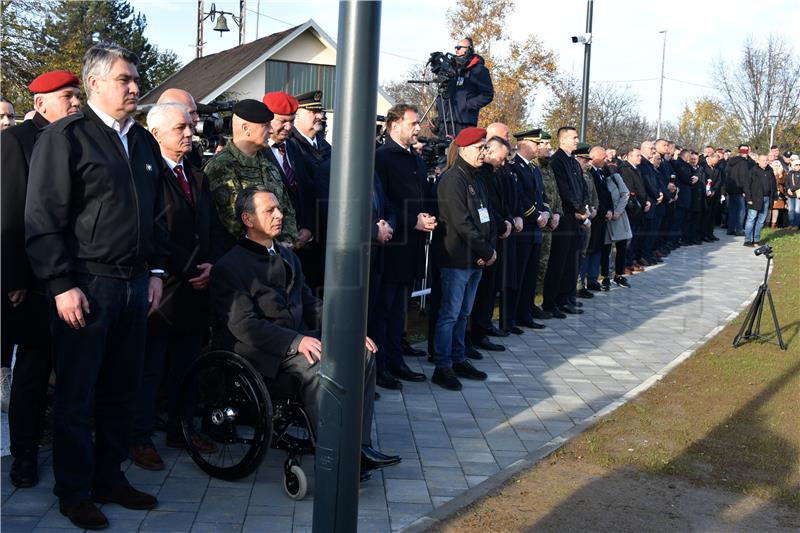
[28,70,80,94]
[454,127,487,147]
[262,92,298,115]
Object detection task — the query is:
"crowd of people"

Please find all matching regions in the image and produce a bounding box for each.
[1,39,798,531]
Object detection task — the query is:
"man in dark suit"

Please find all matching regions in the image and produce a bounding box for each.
[156,88,204,169]
[25,44,168,529]
[508,130,551,327]
[372,104,434,389]
[210,186,400,478]
[1,70,81,488]
[583,146,614,291]
[541,127,587,318]
[128,102,228,471]
[262,92,321,292]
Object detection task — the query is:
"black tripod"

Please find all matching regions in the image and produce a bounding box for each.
[408,79,455,140]
[733,249,786,350]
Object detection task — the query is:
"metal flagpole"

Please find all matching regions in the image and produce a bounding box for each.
[312,1,382,532]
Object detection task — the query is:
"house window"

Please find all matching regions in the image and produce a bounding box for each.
[266,60,335,109]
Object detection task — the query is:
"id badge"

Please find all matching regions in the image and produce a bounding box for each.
[478,207,490,224]
[456,76,464,87]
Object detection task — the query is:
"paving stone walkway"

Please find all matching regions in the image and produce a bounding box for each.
[1,233,767,532]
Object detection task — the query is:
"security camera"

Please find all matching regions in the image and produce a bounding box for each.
[571,33,592,45]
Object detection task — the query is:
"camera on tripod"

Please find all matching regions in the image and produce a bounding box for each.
[195,101,235,157]
[754,244,773,257]
[427,51,459,85]
[417,135,451,175]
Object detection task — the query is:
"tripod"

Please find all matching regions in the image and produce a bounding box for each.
[733,252,786,350]
[407,79,455,140]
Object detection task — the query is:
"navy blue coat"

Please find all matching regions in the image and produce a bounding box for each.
[508,154,549,245]
[672,158,696,209]
[264,140,317,234]
[435,54,494,134]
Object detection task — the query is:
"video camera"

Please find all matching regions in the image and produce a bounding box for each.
[417,135,451,178]
[427,51,459,85]
[195,101,235,156]
[754,243,773,257]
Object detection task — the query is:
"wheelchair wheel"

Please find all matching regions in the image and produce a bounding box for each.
[283,458,307,500]
[179,350,272,480]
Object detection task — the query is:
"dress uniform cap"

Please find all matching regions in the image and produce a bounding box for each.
[232,99,274,123]
[574,142,592,158]
[540,131,552,141]
[513,128,543,142]
[28,70,80,93]
[262,92,299,115]
[454,127,487,147]
[295,90,323,111]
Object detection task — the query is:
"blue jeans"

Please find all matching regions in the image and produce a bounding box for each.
[744,196,770,243]
[433,268,482,368]
[580,251,601,287]
[788,196,800,227]
[728,194,745,233]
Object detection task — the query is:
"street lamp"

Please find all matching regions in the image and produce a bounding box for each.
[573,0,594,142]
[196,1,247,59]
[656,30,667,140]
[769,114,778,149]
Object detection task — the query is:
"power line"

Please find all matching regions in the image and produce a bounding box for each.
[593,77,659,83]
[664,77,715,90]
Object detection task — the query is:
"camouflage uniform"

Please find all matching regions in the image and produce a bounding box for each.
[535,156,562,292]
[204,141,298,245]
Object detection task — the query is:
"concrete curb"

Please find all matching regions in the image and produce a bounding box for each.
[399,282,762,533]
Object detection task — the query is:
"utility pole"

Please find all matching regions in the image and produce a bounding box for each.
[656,30,667,139]
[312,1,382,532]
[196,0,204,59]
[579,0,593,142]
[239,0,246,46]
[769,114,778,148]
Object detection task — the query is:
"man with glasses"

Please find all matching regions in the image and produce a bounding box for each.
[434,37,494,138]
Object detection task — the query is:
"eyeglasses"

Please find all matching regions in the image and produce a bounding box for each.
[455,45,469,51]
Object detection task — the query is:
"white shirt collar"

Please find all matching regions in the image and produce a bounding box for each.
[516,153,531,165]
[162,156,184,173]
[88,101,134,137]
[297,130,317,147]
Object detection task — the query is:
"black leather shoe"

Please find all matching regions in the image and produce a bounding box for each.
[360,470,372,482]
[10,453,38,488]
[389,362,426,382]
[505,325,524,335]
[431,367,462,391]
[559,305,584,315]
[572,301,583,308]
[361,446,402,469]
[484,325,510,337]
[453,360,487,380]
[613,275,630,288]
[531,306,552,320]
[401,337,426,357]
[518,318,545,329]
[465,344,484,359]
[600,278,611,291]
[577,288,594,299]
[60,500,109,530]
[473,336,505,352]
[92,485,158,510]
[586,281,603,292]
[547,307,567,319]
[376,369,403,390]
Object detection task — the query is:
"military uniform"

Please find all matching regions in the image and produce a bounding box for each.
[204,141,298,245]
[535,156,562,291]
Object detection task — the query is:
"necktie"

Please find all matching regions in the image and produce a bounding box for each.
[174,164,193,203]
[275,143,296,188]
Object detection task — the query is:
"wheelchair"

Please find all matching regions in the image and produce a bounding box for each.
[177,349,315,500]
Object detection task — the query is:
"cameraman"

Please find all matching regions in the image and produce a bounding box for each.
[435,37,494,138]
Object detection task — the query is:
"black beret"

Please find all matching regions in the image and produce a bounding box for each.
[232,99,274,123]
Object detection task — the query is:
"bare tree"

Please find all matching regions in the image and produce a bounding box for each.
[713,35,800,147]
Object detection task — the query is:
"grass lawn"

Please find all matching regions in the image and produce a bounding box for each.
[437,228,800,531]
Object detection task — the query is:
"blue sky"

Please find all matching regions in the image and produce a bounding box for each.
[131,0,800,124]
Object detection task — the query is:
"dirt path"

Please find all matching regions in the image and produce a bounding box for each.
[438,461,800,532]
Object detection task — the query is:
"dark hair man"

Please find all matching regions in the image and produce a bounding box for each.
[372,104,434,389]
[724,144,754,236]
[205,99,299,247]
[2,70,81,489]
[701,153,723,242]
[508,129,552,328]
[0,97,15,129]
[128,103,227,471]
[431,127,494,391]
[541,126,587,318]
[434,37,494,138]
[743,154,777,246]
[24,44,168,529]
[209,186,400,479]
[619,147,652,272]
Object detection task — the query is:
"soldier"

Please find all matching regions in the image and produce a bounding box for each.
[289,90,332,165]
[204,99,298,248]
[533,131,561,319]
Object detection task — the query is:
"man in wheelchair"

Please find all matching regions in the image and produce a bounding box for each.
[210,185,401,479]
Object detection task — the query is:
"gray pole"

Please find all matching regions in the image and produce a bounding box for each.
[656,30,667,139]
[312,2,382,532]
[579,0,593,142]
